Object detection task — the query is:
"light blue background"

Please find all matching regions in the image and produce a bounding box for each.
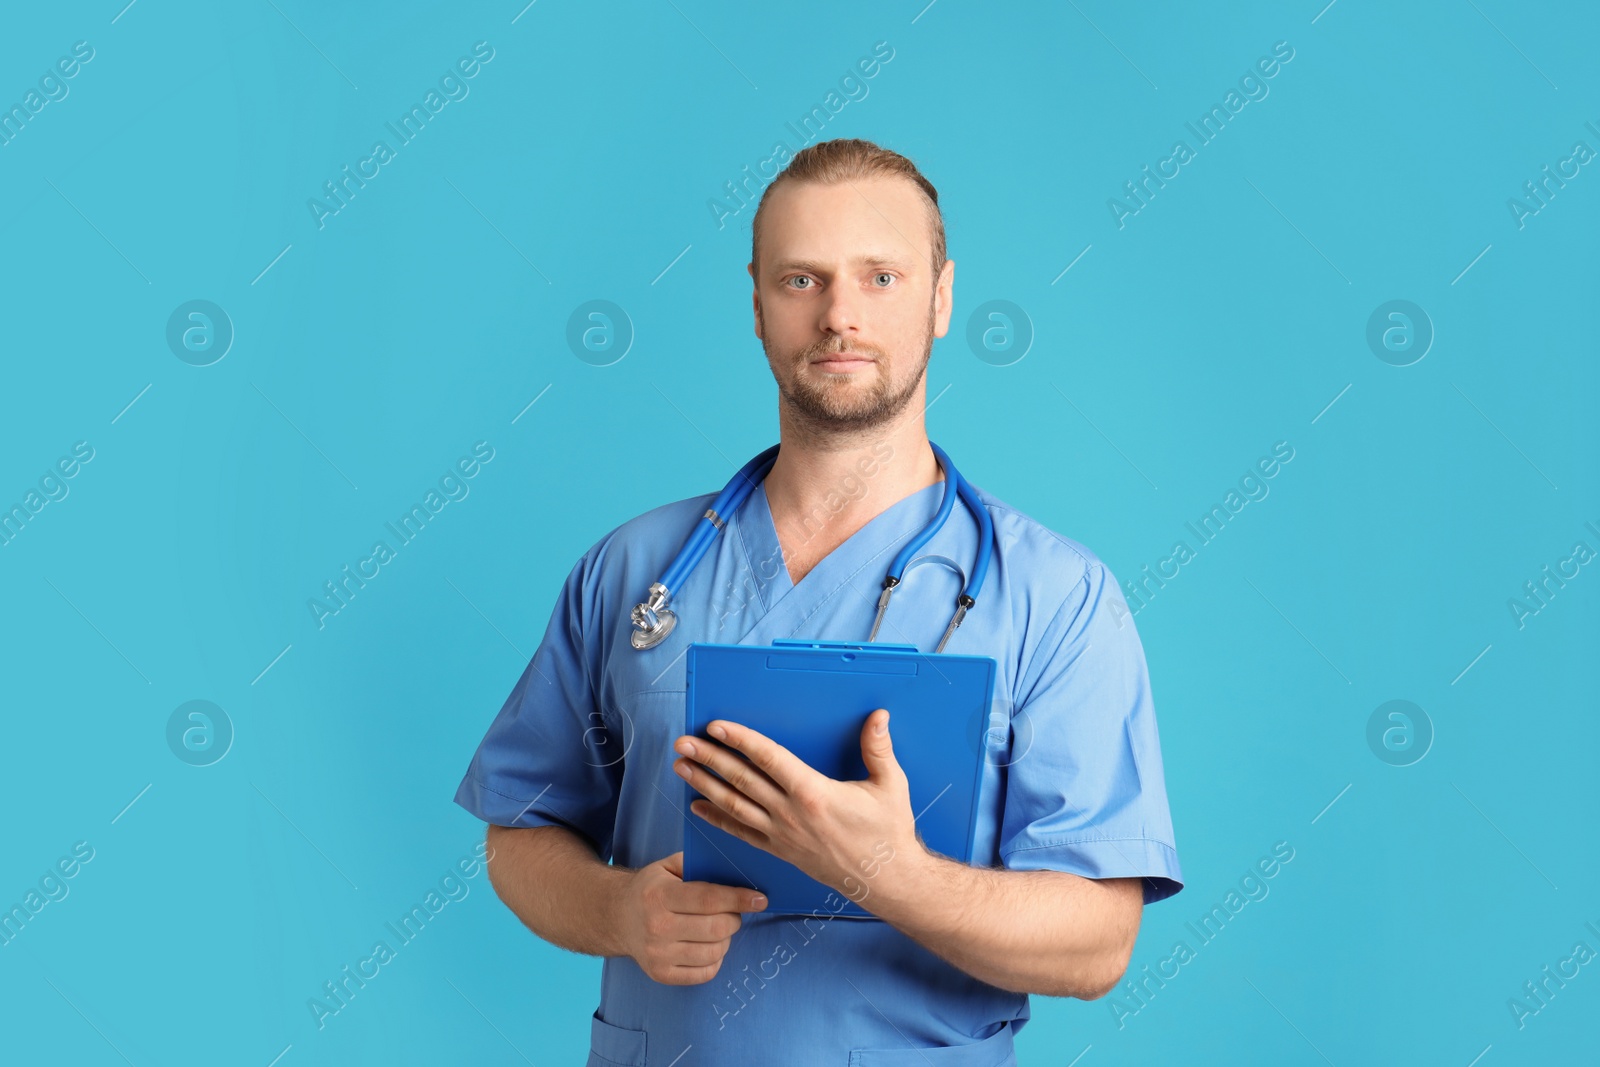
[1,1,1595,1064]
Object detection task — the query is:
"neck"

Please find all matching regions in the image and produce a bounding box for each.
[762,405,942,536]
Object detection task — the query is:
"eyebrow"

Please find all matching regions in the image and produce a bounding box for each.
[770,253,918,273]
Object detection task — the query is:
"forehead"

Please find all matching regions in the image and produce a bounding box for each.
[759,176,934,271]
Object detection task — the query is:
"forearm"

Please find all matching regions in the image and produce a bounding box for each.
[867,845,1138,999]
[484,824,631,958]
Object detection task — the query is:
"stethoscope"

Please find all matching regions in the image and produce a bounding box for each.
[630,441,993,654]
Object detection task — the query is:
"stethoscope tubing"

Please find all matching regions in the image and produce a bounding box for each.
[661,443,779,593]
[636,440,990,652]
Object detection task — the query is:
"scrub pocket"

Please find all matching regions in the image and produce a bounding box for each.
[846,1019,1017,1066]
[586,1010,647,1067]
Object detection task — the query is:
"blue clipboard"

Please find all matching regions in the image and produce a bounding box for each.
[682,638,997,919]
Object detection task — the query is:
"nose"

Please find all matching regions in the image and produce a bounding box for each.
[817,279,865,338]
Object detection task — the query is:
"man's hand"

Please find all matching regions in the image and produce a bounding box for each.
[671,709,922,905]
[614,851,769,985]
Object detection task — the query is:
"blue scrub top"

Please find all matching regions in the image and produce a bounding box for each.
[454,470,1183,1066]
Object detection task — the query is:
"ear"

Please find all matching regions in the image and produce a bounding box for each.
[749,263,764,340]
[932,259,955,339]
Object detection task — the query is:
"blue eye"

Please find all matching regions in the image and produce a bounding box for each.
[789,276,813,290]
[874,273,894,286]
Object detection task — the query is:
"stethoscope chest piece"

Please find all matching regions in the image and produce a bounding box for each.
[630,582,677,649]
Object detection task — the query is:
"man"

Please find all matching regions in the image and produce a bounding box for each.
[453,137,1183,1064]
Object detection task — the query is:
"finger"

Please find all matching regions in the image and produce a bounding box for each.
[664,911,745,943]
[661,851,685,879]
[676,878,767,916]
[668,939,733,968]
[659,962,723,986]
[691,797,773,853]
[675,736,785,814]
[700,721,817,796]
[676,757,774,835]
[859,709,902,784]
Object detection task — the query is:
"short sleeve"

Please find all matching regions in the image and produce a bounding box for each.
[999,560,1184,905]
[452,549,625,861]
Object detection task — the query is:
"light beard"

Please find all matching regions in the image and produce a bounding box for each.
[765,318,935,433]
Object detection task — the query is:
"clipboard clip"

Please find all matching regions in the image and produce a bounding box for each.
[768,638,921,653]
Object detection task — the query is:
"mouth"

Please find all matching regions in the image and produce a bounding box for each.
[809,352,875,373]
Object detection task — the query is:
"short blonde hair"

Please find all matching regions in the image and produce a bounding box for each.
[751,138,947,282]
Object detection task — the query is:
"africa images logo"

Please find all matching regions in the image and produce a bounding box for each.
[1107,40,1296,230]
[707,41,896,232]
[307,442,495,629]
[307,42,496,230]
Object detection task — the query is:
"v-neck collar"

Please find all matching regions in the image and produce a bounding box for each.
[731,476,949,624]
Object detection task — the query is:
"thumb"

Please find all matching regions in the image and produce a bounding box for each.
[861,709,900,782]
[660,851,684,879]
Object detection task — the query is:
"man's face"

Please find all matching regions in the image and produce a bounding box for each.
[749,177,954,433]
